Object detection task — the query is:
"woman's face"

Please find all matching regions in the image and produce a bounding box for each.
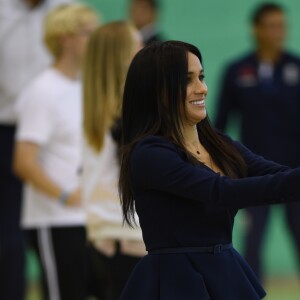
[183,52,208,125]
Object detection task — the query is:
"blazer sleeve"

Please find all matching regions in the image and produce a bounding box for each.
[130,136,300,209]
[233,140,290,176]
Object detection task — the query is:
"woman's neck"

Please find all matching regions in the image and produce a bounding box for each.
[182,124,200,148]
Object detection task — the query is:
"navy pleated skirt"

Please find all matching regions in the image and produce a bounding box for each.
[120,247,266,300]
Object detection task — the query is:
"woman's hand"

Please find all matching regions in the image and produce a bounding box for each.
[65,188,81,206]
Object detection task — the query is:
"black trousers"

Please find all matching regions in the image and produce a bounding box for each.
[87,243,141,300]
[26,226,87,300]
[0,125,25,300]
[244,203,300,279]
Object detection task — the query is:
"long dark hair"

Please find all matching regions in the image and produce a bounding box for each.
[119,41,247,226]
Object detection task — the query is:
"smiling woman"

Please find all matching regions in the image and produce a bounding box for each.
[118,41,300,300]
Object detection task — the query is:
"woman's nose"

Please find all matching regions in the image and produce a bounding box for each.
[195,80,208,95]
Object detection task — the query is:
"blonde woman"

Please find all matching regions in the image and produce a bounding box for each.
[82,21,145,300]
[14,4,98,300]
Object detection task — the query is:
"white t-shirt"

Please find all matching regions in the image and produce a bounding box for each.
[15,67,85,228]
[82,134,143,242]
[0,0,72,124]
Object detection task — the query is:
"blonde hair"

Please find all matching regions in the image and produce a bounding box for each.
[83,21,140,152]
[44,3,98,59]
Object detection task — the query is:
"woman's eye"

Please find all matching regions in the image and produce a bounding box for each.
[199,75,205,81]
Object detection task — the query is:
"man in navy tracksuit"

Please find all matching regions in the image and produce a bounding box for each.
[215,3,300,279]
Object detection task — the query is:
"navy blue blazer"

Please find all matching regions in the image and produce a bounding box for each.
[120,135,300,300]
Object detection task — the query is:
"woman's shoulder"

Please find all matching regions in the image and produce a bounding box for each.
[133,135,178,153]
[137,135,174,144]
[131,135,181,164]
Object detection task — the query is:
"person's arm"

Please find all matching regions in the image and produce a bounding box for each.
[13,141,80,206]
[216,132,290,175]
[233,140,290,176]
[131,136,300,209]
[214,65,239,131]
[14,81,80,206]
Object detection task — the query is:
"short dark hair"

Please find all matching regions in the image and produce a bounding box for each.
[251,2,284,25]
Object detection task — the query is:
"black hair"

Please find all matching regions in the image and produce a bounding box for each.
[119,41,247,226]
[122,41,200,146]
[251,2,284,25]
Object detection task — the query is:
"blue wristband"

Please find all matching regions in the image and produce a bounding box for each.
[58,191,69,205]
